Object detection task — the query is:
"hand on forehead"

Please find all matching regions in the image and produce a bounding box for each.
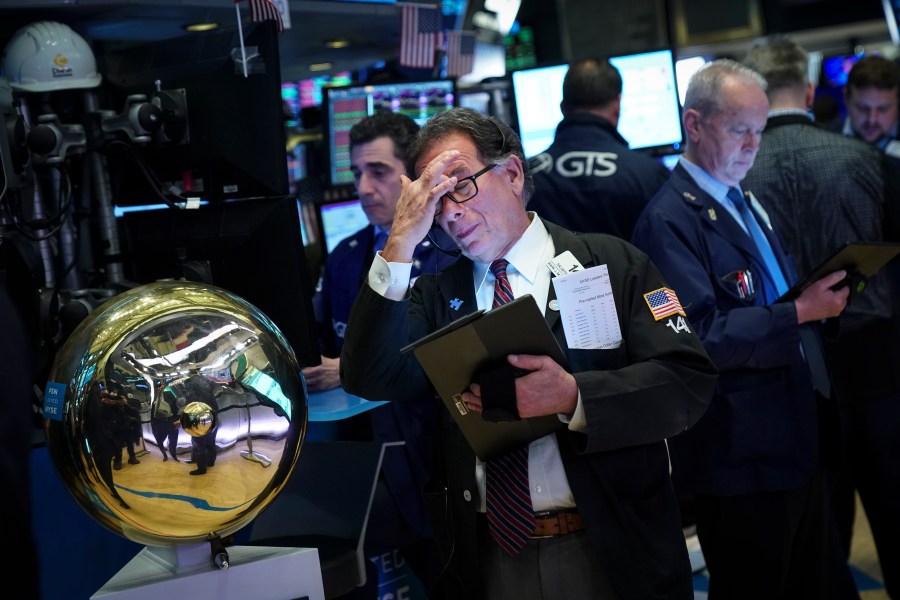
[416,148,460,181]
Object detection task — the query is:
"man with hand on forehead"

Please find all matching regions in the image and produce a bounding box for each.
[340,107,717,600]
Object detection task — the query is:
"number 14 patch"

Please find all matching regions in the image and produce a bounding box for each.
[665,315,692,334]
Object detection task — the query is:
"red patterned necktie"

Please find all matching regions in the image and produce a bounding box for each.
[485,259,535,556]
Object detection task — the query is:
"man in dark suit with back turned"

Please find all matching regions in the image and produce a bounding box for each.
[741,36,900,598]
[340,107,718,600]
[527,58,670,240]
[631,59,852,599]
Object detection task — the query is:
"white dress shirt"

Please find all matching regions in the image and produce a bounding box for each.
[368,213,578,512]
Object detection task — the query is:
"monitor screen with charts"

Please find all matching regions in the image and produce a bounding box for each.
[323,79,456,186]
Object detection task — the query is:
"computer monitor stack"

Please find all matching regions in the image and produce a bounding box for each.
[315,79,457,257]
[323,80,456,188]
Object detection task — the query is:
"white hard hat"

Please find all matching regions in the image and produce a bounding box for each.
[2,21,102,92]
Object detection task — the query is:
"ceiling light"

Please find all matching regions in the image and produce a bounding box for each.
[309,62,333,72]
[185,22,219,32]
[325,39,350,49]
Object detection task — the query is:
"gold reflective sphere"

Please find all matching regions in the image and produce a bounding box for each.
[43,280,308,547]
[181,401,217,437]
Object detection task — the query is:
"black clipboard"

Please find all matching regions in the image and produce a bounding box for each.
[401,294,568,461]
[778,241,900,302]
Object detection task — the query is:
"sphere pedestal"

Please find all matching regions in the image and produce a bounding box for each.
[91,544,324,600]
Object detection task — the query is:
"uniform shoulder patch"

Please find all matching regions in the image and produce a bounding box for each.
[643,287,686,321]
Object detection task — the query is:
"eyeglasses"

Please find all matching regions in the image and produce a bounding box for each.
[434,164,493,217]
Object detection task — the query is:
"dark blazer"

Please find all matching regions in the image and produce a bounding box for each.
[632,164,821,497]
[743,114,900,397]
[340,219,717,600]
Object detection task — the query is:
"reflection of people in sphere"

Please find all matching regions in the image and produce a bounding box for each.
[87,382,131,509]
[151,383,181,462]
[103,386,140,470]
[184,375,218,476]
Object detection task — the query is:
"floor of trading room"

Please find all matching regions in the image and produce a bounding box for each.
[691,494,887,598]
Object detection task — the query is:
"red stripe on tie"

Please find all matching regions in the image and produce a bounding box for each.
[485,259,535,556]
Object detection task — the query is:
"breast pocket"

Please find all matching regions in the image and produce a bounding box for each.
[719,268,761,303]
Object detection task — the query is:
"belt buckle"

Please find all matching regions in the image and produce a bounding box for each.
[529,511,558,539]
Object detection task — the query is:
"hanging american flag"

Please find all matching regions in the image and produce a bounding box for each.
[446,30,475,78]
[237,0,286,32]
[399,3,442,69]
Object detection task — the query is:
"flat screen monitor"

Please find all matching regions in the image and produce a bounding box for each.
[318,199,369,253]
[323,79,456,186]
[302,73,352,108]
[283,72,354,120]
[510,63,567,158]
[608,49,683,154]
[821,53,864,88]
[675,55,709,105]
[458,90,492,116]
[282,82,302,125]
[808,51,823,87]
[100,21,288,205]
[510,49,684,158]
[117,197,320,367]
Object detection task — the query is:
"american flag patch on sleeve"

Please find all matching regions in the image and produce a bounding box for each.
[643,287,686,321]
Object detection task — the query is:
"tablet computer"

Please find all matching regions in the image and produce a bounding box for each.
[778,241,900,302]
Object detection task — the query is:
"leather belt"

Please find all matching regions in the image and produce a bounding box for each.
[530,510,585,538]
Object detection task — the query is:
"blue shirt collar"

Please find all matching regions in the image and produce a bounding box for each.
[678,156,736,204]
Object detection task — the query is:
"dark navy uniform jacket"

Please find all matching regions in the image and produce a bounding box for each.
[632,164,823,497]
[528,113,670,240]
[313,224,457,538]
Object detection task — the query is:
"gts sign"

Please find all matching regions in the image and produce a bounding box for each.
[531,151,619,178]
